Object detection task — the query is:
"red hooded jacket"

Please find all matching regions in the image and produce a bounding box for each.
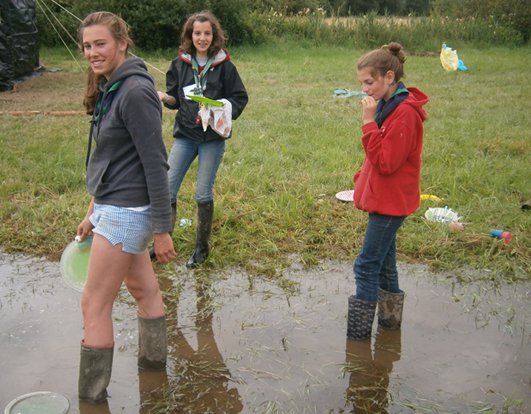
[353,87,429,216]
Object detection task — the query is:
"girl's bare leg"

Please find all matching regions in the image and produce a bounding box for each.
[81,234,132,348]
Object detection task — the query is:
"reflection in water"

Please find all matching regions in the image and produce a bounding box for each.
[138,369,169,413]
[345,328,401,413]
[1,254,529,412]
[151,275,243,413]
[79,399,111,414]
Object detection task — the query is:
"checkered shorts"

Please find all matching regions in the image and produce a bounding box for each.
[89,203,153,254]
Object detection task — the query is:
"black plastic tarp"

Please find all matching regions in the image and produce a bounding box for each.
[0,0,39,91]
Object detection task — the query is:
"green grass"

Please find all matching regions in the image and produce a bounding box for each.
[0,43,530,282]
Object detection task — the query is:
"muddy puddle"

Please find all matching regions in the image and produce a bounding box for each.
[1,251,529,413]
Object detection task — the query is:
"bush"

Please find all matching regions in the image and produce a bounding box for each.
[36,0,528,50]
[36,0,79,48]
[431,0,530,42]
[200,0,253,45]
[37,0,252,50]
[239,12,524,50]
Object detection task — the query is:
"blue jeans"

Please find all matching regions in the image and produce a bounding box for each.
[167,136,225,204]
[353,213,406,302]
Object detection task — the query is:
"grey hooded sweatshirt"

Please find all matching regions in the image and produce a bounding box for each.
[87,57,172,233]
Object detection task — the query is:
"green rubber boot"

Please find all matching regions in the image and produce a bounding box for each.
[186,200,214,268]
[78,342,113,403]
[138,316,167,370]
[377,289,404,330]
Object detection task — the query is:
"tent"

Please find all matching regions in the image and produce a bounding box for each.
[0,0,39,91]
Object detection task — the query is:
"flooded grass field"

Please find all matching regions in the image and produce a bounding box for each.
[1,251,529,413]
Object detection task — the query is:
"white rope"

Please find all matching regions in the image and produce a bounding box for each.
[128,52,166,75]
[36,0,84,71]
[38,0,80,46]
[46,0,82,22]
[37,0,166,76]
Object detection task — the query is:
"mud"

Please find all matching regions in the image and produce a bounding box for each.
[1,251,529,413]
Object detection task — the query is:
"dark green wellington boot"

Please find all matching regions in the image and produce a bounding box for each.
[186,200,214,268]
[78,343,113,403]
[377,288,404,330]
[138,316,167,370]
[149,202,176,260]
[347,295,377,341]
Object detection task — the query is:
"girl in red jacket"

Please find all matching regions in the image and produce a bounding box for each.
[347,43,429,341]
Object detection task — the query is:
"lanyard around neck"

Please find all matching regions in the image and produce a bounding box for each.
[191,55,213,96]
[94,80,123,126]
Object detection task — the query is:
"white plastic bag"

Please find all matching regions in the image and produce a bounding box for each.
[424,207,461,224]
[198,99,232,138]
[440,43,459,71]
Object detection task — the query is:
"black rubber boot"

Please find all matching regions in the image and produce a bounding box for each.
[347,295,377,341]
[186,200,214,269]
[377,288,404,330]
[138,316,167,371]
[78,342,113,404]
[150,202,176,260]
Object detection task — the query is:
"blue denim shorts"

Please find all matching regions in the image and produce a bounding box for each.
[89,203,153,254]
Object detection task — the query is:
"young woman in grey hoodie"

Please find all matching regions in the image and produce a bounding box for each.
[76,11,176,404]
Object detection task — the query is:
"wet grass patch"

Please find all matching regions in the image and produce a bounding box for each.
[0,44,530,283]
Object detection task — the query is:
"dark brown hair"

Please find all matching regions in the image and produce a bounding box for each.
[78,12,134,114]
[357,42,406,83]
[179,11,226,56]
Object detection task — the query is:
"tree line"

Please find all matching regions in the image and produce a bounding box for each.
[37,0,529,50]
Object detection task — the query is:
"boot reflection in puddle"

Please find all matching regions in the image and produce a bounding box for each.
[164,276,243,413]
[79,399,111,414]
[138,369,169,413]
[344,327,401,413]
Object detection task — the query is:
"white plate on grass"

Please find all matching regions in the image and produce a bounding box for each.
[335,190,354,202]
